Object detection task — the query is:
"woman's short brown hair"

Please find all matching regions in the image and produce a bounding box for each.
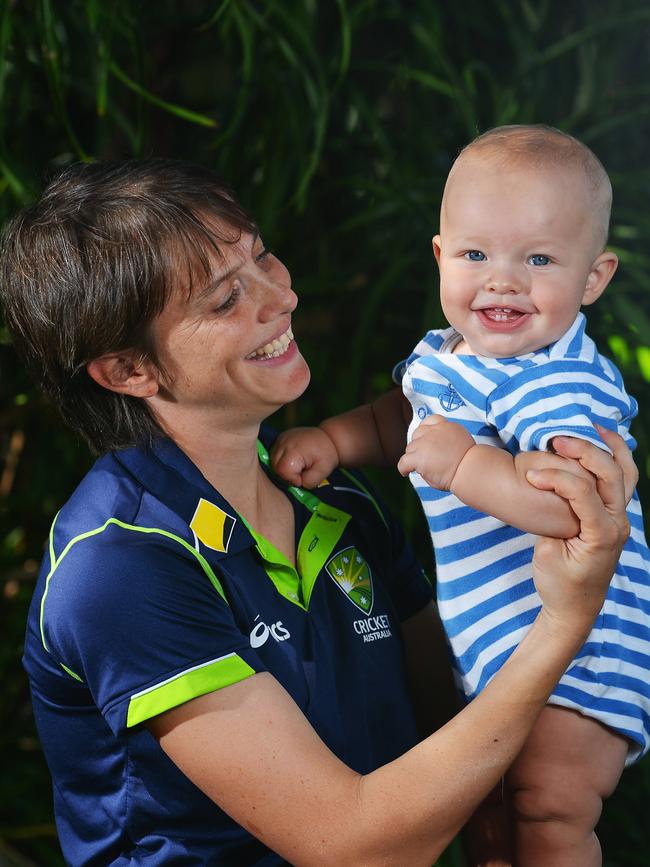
[0,159,256,453]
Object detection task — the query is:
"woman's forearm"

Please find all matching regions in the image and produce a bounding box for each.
[355,608,590,865]
[152,607,600,867]
[154,437,629,867]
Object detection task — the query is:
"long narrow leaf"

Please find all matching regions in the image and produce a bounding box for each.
[109,62,217,127]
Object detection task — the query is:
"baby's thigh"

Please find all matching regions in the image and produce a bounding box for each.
[507,706,629,821]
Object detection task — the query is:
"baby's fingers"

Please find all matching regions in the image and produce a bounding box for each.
[410,415,443,440]
[272,447,307,487]
[397,450,417,477]
[299,461,331,490]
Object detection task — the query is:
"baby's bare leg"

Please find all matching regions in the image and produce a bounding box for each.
[506,705,629,867]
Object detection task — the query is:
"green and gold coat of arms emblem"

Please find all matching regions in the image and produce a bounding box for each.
[326,546,373,614]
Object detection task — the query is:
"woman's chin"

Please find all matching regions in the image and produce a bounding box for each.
[259,349,311,413]
[285,351,311,402]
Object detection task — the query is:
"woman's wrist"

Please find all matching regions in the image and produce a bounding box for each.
[500,607,592,707]
[534,604,595,650]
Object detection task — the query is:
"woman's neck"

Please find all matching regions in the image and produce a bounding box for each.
[167,415,294,552]
[173,422,261,505]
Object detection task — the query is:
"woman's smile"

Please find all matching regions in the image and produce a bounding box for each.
[245,325,294,360]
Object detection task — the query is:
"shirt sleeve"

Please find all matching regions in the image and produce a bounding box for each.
[486,358,638,453]
[392,329,451,385]
[40,523,266,736]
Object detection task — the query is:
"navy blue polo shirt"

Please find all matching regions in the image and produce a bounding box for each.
[23,428,433,866]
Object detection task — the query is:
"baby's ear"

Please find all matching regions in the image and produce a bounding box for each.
[582,250,618,306]
[432,235,442,266]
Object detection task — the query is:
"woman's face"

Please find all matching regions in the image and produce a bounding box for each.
[148,229,310,435]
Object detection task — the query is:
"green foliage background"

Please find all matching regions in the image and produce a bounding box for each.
[1,1,649,864]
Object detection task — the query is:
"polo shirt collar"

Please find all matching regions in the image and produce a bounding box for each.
[113,436,256,560]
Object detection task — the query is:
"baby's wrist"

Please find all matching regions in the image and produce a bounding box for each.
[447,439,477,494]
[317,419,343,465]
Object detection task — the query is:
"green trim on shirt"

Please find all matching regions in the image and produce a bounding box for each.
[126,653,255,728]
[242,496,351,610]
[59,662,83,682]
[40,519,227,652]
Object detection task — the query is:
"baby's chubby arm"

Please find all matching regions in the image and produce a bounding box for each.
[272,388,410,488]
[396,416,602,539]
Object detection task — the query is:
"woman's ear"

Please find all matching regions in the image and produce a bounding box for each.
[86,352,159,398]
[582,250,618,306]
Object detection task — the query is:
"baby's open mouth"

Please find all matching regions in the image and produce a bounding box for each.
[480,307,525,323]
[246,326,293,359]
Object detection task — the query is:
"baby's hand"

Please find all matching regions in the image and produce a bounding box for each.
[271,427,340,489]
[397,415,474,490]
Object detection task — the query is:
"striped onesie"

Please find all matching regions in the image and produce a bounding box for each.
[397,312,650,761]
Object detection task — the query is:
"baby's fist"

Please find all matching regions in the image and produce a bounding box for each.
[271,427,339,489]
[397,415,474,491]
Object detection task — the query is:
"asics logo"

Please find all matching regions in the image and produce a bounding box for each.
[250,615,291,648]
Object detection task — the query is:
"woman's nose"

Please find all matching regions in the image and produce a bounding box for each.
[257,264,297,321]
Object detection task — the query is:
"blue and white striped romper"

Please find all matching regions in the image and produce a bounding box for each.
[398,313,650,761]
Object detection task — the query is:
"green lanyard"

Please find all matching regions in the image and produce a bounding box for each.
[247,441,352,609]
[256,440,325,513]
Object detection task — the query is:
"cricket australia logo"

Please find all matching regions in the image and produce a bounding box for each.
[439,383,465,413]
[326,546,373,614]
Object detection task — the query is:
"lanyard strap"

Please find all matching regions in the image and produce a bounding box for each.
[256,439,324,513]
[257,439,388,529]
[254,439,351,608]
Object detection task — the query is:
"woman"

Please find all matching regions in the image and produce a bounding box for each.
[1,159,633,866]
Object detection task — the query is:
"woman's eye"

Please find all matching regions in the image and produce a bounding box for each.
[215,284,240,313]
[256,247,272,266]
[529,254,550,266]
[465,250,486,261]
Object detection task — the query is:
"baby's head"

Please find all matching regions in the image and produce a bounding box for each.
[434,124,618,357]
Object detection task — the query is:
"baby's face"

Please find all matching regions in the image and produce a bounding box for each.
[434,158,611,357]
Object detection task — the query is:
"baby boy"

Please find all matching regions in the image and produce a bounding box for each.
[273,125,650,866]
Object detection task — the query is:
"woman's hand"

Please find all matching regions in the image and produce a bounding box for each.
[552,425,638,504]
[149,432,637,867]
[526,430,633,636]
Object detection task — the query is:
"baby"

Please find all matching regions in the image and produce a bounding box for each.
[272,125,650,866]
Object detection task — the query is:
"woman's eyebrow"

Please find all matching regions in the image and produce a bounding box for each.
[192,269,235,303]
[195,256,242,300]
[193,230,260,301]
[211,261,239,288]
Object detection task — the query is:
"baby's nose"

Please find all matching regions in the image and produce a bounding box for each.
[484,267,527,294]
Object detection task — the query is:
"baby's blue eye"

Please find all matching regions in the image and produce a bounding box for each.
[465,250,486,261]
[529,254,550,266]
